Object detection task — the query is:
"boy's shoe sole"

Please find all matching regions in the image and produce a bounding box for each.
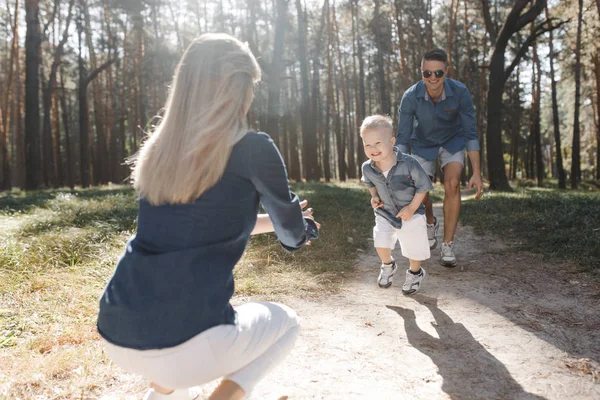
[440,258,458,268]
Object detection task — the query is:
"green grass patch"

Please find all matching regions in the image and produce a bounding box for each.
[461,186,600,276]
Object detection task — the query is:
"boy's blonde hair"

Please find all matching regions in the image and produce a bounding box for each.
[130,33,261,205]
[359,115,394,136]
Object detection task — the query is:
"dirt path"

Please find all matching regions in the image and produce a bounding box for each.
[245,204,600,400]
[101,203,600,400]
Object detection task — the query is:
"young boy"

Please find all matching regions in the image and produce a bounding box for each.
[360,115,433,294]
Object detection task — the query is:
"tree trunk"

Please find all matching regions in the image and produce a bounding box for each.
[25,0,43,189]
[296,0,318,180]
[42,0,74,187]
[531,31,543,185]
[481,0,547,191]
[446,0,458,79]
[545,3,566,188]
[324,0,333,182]
[288,71,301,181]
[571,0,583,189]
[264,0,287,150]
[333,2,354,179]
[594,51,600,180]
[354,0,367,168]
[310,0,328,180]
[59,67,74,189]
[372,0,390,116]
[334,69,346,181]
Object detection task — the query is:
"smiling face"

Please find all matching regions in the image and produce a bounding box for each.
[361,127,396,163]
[421,59,448,95]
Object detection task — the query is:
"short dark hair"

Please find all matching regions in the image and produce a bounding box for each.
[422,49,448,64]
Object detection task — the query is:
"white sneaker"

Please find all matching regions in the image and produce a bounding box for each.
[426,217,439,249]
[402,267,426,294]
[440,242,457,267]
[378,260,397,288]
[143,387,203,400]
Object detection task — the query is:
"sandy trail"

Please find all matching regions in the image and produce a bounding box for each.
[247,204,600,400]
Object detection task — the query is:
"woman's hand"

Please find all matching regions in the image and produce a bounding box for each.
[300,200,321,245]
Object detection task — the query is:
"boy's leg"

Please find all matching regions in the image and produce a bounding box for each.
[397,214,429,294]
[410,153,439,249]
[373,215,399,288]
[376,247,393,264]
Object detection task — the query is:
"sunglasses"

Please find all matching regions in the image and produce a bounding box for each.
[422,69,445,79]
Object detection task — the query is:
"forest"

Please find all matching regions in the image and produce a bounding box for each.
[0,0,599,191]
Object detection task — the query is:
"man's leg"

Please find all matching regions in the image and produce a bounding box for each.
[442,161,463,243]
[424,193,435,225]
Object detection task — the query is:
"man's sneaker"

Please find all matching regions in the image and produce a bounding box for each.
[378,260,397,288]
[402,267,426,295]
[440,242,458,267]
[427,217,439,249]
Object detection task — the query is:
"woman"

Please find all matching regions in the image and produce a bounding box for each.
[97,33,319,400]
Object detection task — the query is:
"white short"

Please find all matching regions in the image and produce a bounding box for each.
[412,148,465,178]
[373,213,430,261]
[103,302,299,395]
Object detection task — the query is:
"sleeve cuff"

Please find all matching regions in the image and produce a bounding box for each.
[279,217,319,254]
[466,139,480,152]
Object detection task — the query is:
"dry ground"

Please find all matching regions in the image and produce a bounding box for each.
[98,205,600,400]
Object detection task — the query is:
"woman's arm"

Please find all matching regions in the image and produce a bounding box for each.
[251,200,315,236]
[251,214,274,235]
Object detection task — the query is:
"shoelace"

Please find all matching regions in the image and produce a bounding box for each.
[441,243,453,256]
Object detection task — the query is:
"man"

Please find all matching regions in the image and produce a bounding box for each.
[396,49,483,267]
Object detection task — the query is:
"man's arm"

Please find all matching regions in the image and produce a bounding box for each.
[396,92,416,154]
[459,87,484,199]
[458,87,480,153]
[467,150,484,199]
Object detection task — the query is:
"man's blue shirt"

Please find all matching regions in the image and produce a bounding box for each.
[396,79,480,161]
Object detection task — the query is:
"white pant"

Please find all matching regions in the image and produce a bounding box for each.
[103,302,300,396]
[373,213,430,261]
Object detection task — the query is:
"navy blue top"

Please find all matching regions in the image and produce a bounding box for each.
[396,79,480,160]
[97,132,317,350]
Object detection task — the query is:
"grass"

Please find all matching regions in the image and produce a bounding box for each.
[0,181,381,399]
[461,180,600,276]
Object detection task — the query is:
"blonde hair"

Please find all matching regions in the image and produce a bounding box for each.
[131,33,261,205]
[359,115,394,136]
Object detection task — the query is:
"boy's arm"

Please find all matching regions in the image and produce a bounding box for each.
[397,157,434,220]
[368,187,384,209]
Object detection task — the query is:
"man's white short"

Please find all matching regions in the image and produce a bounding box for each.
[373,213,431,261]
[411,148,465,178]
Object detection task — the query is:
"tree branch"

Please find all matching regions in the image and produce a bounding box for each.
[514,0,546,33]
[85,59,117,87]
[505,18,567,80]
[42,0,61,37]
[480,0,497,43]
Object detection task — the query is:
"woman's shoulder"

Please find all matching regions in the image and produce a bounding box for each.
[238,131,274,146]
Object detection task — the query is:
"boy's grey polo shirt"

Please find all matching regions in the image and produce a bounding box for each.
[361,150,433,216]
